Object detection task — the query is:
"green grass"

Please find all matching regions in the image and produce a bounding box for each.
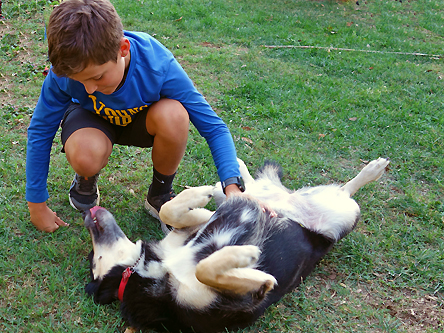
[1,0,443,331]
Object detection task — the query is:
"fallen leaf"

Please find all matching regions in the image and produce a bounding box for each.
[349,117,357,121]
[241,137,253,144]
[242,126,253,131]
[346,22,353,27]
[318,133,326,138]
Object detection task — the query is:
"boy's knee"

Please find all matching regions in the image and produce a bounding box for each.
[65,130,111,175]
[67,152,108,176]
[171,102,189,125]
[160,100,188,122]
[147,99,189,135]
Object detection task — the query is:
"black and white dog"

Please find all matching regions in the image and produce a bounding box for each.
[84,158,389,333]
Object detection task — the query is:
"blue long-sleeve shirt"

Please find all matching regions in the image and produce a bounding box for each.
[26,31,239,203]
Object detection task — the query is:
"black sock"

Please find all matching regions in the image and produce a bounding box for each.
[149,168,176,197]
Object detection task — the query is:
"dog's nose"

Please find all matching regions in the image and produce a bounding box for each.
[90,206,103,219]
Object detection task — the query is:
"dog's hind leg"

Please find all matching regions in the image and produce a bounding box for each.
[195,245,277,297]
[341,158,390,197]
[124,327,138,333]
[237,158,255,185]
[159,186,215,228]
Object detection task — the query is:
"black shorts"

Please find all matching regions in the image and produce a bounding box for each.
[60,102,154,149]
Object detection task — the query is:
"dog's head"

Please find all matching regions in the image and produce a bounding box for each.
[83,206,142,302]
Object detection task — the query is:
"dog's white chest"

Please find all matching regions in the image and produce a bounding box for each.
[163,244,217,309]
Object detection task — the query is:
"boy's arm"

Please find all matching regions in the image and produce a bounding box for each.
[26,71,72,231]
[160,59,241,183]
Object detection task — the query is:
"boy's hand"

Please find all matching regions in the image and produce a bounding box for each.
[28,202,69,232]
[224,184,277,217]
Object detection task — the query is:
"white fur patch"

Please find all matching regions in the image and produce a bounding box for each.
[213,227,240,248]
[138,260,167,279]
[163,242,216,309]
[92,239,142,280]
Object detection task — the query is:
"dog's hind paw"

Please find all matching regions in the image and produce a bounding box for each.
[236,245,261,268]
[124,327,138,333]
[256,276,277,299]
[361,157,390,182]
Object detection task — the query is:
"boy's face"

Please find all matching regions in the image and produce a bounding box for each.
[69,38,131,95]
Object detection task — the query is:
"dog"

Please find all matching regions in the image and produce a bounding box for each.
[84,157,389,333]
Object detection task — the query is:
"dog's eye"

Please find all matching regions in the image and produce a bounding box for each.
[98,256,102,260]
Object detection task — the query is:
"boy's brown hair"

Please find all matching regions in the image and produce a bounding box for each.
[47,0,124,77]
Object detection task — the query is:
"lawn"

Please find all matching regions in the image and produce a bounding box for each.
[0,0,443,332]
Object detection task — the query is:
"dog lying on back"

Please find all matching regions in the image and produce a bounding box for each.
[84,158,389,333]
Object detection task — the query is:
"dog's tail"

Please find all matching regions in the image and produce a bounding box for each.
[255,160,283,181]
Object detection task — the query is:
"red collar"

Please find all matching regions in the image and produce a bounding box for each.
[118,251,144,302]
[118,267,133,301]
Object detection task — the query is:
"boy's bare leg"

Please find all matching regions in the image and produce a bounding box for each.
[145,99,189,176]
[64,127,113,177]
[64,99,188,181]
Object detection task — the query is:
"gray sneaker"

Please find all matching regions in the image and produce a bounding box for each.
[69,173,100,212]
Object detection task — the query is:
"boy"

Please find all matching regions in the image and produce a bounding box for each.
[26,0,244,233]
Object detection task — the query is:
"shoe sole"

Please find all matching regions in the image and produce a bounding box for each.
[144,199,172,235]
[69,188,100,212]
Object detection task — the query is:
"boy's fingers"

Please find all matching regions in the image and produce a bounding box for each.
[53,212,69,227]
[43,223,59,232]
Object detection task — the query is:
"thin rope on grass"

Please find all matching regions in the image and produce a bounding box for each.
[262,45,443,59]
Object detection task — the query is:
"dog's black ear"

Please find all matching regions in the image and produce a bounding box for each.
[86,265,125,304]
[85,278,119,304]
[85,280,100,297]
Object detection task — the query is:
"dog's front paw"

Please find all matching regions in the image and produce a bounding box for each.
[188,185,215,209]
[174,186,214,209]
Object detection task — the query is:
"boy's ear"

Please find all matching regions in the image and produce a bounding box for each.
[120,38,130,57]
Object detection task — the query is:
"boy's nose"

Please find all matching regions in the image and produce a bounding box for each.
[83,82,97,94]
